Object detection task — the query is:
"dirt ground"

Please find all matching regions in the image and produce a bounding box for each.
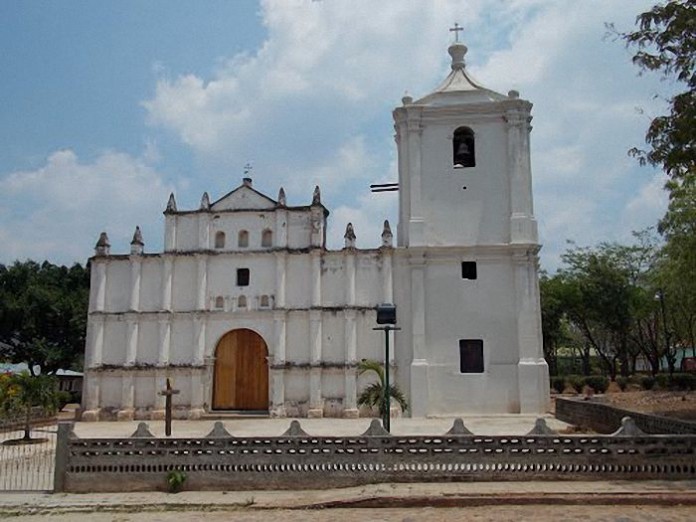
[7,505,696,522]
[599,390,696,421]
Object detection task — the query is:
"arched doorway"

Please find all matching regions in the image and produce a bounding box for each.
[212,329,269,410]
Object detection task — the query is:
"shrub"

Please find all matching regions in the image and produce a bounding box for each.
[671,373,696,391]
[567,375,585,393]
[550,376,566,394]
[615,376,629,391]
[56,391,72,411]
[640,376,656,390]
[655,374,670,389]
[584,376,609,394]
[166,470,186,493]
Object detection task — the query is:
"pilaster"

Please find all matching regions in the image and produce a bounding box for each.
[308,309,323,417]
[275,252,287,308]
[193,315,206,366]
[157,317,171,366]
[117,373,135,421]
[161,257,173,311]
[129,256,141,311]
[343,309,358,417]
[92,261,107,312]
[196,255,208,311]
[81,371,101,421]
[125,319,138,366]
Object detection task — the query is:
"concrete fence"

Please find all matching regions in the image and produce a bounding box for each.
[555,397,696,435]
[54,418,696,492]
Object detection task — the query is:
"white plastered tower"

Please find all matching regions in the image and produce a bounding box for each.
[392,39,550,415]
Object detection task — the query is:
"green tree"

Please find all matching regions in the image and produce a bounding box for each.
[614,0,696,182]
[0,260,89,375]
[614,1,696,362]
[357,359,408,418]
[1,372,58,441]
[539,273,571,376]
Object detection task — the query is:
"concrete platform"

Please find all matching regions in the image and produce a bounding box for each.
[70,414,571,438]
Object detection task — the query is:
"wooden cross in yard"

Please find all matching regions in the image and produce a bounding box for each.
[158,378,180,437]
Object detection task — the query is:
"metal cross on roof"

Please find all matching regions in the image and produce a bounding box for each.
[449,22,464,42]
[243,162,253,175]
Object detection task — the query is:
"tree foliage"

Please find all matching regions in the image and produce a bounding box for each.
[0,260,89,375]
[615,0,696,181]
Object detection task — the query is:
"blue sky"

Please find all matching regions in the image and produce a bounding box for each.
[0,0,668,270]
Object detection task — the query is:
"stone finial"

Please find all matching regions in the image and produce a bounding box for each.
[165,193,177,213]
[199,192,210,210]
[312,185,321,205]
[526,418,557,435]
[205,421,233,438]
[130,226,144,255]
[277,187,287,207]
[445,418,473,435]
[611,416,647,437]
[448,42,468,71]
[242,177,252,187]
[130,422,155,438]
[381,220,393,248]
[95,232,110,256]
[281,420,310,438]
[344,222,356,248]
[361,419,391,437]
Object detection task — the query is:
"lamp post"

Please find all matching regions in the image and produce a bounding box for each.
[374,304,400,433]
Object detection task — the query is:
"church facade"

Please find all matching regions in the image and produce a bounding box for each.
[81,39,549,421]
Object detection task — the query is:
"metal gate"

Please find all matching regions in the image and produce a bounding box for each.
[0,414,57,491]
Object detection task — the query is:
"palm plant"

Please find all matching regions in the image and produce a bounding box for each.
[357,359,408,417]
[3,372,58,441]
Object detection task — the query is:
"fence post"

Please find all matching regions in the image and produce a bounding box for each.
[53,422,74,492]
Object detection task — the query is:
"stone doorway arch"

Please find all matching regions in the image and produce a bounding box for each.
[212,328,269,410]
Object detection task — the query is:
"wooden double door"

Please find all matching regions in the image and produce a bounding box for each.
[212,329,269,410]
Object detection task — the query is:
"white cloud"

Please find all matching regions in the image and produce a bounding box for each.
[0,149,173,264]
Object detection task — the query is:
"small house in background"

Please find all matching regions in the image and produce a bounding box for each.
[0,362,83,397]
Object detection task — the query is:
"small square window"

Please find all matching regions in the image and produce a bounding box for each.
[237,268,250,286]
[459,339,484,373]
[461,262,477,280]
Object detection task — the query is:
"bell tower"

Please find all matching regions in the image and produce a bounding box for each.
[392,32,549,416]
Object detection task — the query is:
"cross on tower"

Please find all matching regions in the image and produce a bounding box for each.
[243,162,253,176]
[449,22,464,43]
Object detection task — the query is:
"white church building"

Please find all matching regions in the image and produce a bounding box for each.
[81,38,549,421]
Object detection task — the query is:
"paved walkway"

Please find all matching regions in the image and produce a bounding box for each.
[69,414,571,438]
[2,481,696,517]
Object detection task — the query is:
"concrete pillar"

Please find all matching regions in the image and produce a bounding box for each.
[270,370,286,418]
[514,250,550,413]
[189,370,204,419]
[275,208,288,248]
[92,261,107,312]
[343,309,358,418]
[310,251,321,307]
[193,315,206,366]
[345,252,356,306]
[382,250,393,304]
[196,255,208,311]
[157,317,171,366]
[198,213,210,250]
[308,310,323,417]
[129,257,141,311]
[125,319,138,366]
[506,107,538,244]
[117,373,135,421]
[164,214,177,252]
[275,252,286,308]
[407,116,424,246]
[88,316,104,368]
[409,252,429,417]
[162,257,173,311]
[81,372,101,421]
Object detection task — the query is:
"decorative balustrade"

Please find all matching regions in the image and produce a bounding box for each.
[54,418,696,492]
